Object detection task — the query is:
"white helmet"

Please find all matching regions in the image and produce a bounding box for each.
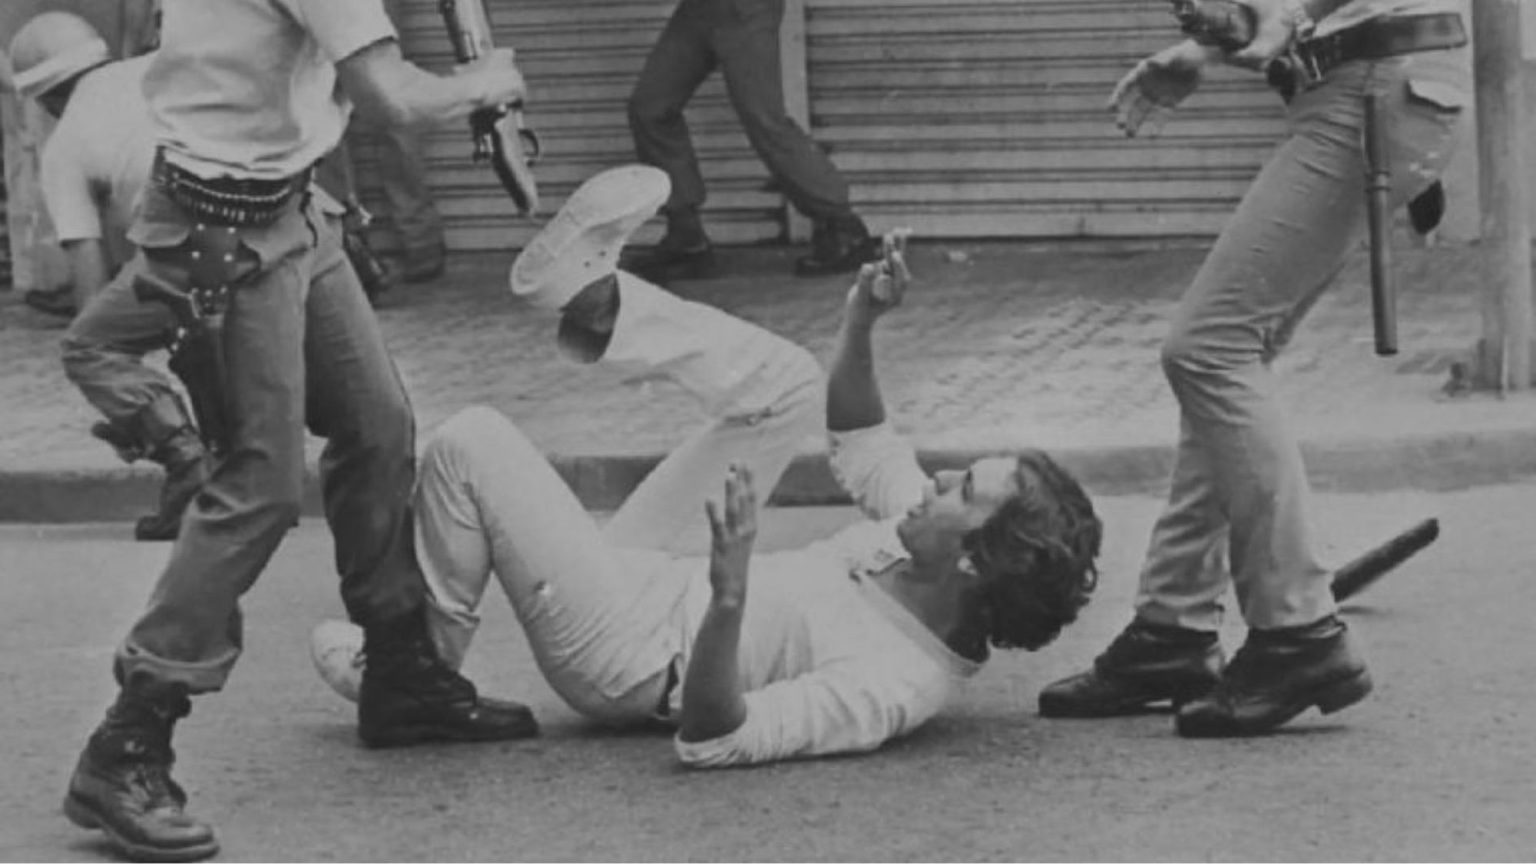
[7,12,110,102]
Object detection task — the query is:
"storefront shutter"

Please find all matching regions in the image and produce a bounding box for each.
[803,0,1286,237]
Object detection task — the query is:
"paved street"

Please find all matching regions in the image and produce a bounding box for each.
[2,483,1531,862]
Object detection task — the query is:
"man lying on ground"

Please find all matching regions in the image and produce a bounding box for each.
[310,164,1104,767]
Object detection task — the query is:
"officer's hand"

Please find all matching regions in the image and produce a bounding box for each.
[845,228,912,322]
[1108,39,1221,137]
[457,47,527,107]
[1231,0,1298,69]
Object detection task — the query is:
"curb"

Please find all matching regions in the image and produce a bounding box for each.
[4,426,1534,525]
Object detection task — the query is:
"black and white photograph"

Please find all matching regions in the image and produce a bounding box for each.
[0,0,1530,860]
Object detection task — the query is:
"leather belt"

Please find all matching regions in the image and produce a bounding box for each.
[1269,12,1467,95]
[152,149,310,228]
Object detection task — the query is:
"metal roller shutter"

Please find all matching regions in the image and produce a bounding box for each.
[358,0,789,252]
[805,0,1286,237]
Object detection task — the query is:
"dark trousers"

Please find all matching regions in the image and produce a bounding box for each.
[627,0,852,225]
[113,182,425,697]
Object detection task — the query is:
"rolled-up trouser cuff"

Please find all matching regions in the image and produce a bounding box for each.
[114,638,239,697]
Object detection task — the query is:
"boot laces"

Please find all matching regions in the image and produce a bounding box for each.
[113,737,186,810]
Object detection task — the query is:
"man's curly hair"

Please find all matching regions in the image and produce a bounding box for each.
[961,449,1103,655]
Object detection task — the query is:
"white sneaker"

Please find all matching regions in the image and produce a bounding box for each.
[309,619,366,703]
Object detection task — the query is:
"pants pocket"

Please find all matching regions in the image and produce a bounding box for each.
[1404,77,1466,116]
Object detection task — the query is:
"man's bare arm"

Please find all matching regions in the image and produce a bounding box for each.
[335,38,523,130]
[678,466,756,744]
[826,233,910,432]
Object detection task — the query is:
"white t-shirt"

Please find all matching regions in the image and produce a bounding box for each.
[671,424,981,768]
[145,0,396,180]
[39,55,157,266]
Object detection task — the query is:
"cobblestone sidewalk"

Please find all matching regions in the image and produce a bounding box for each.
[1,239,1531,520]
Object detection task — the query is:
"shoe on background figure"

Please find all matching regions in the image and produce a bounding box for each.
[399,242,447,284]
[793,212,881,278]
[619,204,714,284]
[24,286,78,319]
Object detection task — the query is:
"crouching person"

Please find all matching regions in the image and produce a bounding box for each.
[311,165,1105,765]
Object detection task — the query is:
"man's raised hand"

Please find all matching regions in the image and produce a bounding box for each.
[847,227,912,320]
[705,463,757,610]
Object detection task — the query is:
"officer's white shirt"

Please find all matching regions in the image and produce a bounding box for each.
[671,423,981,768]
[39,54,156,267]
[145,0,396,180]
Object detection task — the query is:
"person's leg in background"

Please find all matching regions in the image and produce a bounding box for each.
[374,122,447,282]
[61,256,207,541]
[713,0,878,277]
[624,0,719,283]
[373,0,448,283]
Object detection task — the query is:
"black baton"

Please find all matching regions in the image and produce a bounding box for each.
[1363,91,1398,356]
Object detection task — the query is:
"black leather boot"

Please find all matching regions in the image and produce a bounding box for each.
[1176,614,1372,738]
[793,213,881,278]
[24,286,78,319]
[63,690,218,863]
[621,207,714,284]
[357,606,539,748]
[1038,619,1224,717]
[134,429,209,542]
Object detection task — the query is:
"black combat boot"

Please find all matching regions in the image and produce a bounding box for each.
[793,212,881,278]
[134,429,209,542]
[63,690,218,863]
[1038,619,1224,718]
[1176,614,1372,738]
[621,207,714,284]
[357,606,540,748]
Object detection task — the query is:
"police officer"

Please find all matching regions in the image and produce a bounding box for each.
[8,12,206,542]
[1038,0,1468,737]
[60,2,537,860]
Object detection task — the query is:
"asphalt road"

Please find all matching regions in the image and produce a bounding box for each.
[1,483,1532,862]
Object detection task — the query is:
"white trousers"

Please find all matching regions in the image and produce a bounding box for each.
[413,278,823,723]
